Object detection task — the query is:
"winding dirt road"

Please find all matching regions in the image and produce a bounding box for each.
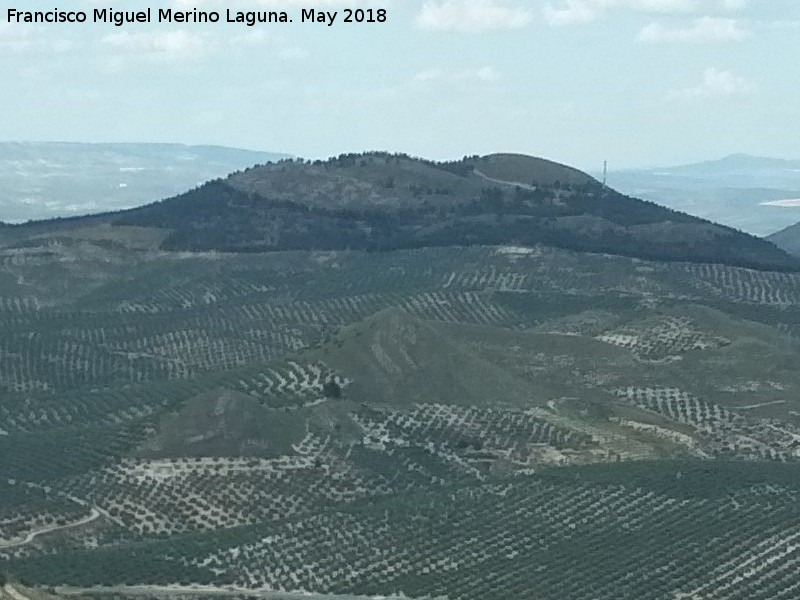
[0,509,101,551]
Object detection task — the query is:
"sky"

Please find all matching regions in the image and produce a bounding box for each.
[2,0,799,170]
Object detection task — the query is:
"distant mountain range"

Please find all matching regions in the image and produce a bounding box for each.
[0,142,289,223]
[604,154,800,237]
[4,151,797,272]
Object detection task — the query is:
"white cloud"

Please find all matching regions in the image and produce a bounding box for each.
[543,1,598,26]
[413,65,500,83]
[228,30,274,47]
[0,23,74,53]
[101,30,206,61]
[0,24,39,52]
[475,66,500,81]
[638,17,749,43]
[544,0,744,27]
[224,30,307,60]
[417,0,533,33]
[667,67,755,100]
[414,68,445,82]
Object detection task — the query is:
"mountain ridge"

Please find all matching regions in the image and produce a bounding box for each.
[615,153,800,175]
[603,153,800,237]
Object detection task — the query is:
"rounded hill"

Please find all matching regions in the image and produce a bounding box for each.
[4,151,798,271]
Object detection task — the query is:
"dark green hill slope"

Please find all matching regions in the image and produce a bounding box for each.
[3,151,798,271]
[111,152,796,270]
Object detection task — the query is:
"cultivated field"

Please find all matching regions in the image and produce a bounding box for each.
[1,232,800,600]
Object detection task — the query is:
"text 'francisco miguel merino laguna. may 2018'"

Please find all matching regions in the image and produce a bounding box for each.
[6,7,388,27]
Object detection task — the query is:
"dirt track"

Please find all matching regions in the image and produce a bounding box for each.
[56,584,411,600]
[472,169,537,191]
[0,509,101,550]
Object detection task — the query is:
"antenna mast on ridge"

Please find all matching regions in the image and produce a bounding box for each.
[603,160,608,190]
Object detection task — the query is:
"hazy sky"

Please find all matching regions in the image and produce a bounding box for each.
[2,0,798,169]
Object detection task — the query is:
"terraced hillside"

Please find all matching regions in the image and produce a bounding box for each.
[1,155,800,600]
